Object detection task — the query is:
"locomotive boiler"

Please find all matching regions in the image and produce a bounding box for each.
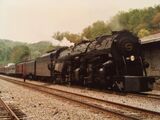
[50,30,155,92]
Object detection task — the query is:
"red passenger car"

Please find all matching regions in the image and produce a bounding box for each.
[16,62,25,77]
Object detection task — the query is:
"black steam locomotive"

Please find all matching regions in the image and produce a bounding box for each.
[1,30,155,92]
[48,30,155,92]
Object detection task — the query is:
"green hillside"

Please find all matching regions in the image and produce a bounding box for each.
[0,39,54,65]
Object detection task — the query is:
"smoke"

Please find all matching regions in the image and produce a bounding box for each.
[49,37,74,47]
[108,15,125,31]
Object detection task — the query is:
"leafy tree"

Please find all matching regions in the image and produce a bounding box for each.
[134,23,148,34]
[110,6,159,34]
[52,5,160,42]
[138,29,150,38]
[82,21,111,39]
[10,45,30,63]
[81,26,92,39]
[46,45,55,52]
[152,12,160,29]
[64,32,81,43]
[53,31,64,41]
[0,42,12,64]
[29,41,54,59]
[0,39,56,64]
[31,51,41,59]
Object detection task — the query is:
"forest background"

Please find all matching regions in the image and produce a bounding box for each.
[0,5,160,64]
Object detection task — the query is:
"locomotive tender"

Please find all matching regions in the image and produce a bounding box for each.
[0,30,155,92]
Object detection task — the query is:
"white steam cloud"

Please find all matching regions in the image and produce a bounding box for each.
[49,37,74,47]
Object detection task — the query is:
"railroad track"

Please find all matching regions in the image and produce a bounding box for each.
[0,97,19,120]
[0,76,160,120]
[73,85,160,101]
[136,92,160,100]
[62,84,160,101]
[104,90,160,101]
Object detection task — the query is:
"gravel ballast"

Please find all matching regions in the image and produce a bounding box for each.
[23,78,160,113]
[0,78,121,120]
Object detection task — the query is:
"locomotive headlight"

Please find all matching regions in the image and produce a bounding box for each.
[130,55,135,61]
[99,68,104,72]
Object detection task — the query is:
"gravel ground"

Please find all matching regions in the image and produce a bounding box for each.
[19,79,160,113]
[0,78,121,120]
[22,78,160,113]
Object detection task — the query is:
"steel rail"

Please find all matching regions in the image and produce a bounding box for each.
[0,97,20,120]
[132,92,160,100]
[1,76,160,120]
[0,76,137,120]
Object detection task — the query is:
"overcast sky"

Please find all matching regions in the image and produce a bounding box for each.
[0,0,160,45]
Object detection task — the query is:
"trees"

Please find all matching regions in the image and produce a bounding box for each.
[53,21,111,43]
[0,41,12,64]
[152,12,160,29]
[52,32,64,41]
[63,32,81,43]
[138,29,150,38]
[10,45,30,63]
[0,40,56,64]
[82,21,111,40]
[53,5,160,43]
[29,41,54,59]
[113,6,159,34]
